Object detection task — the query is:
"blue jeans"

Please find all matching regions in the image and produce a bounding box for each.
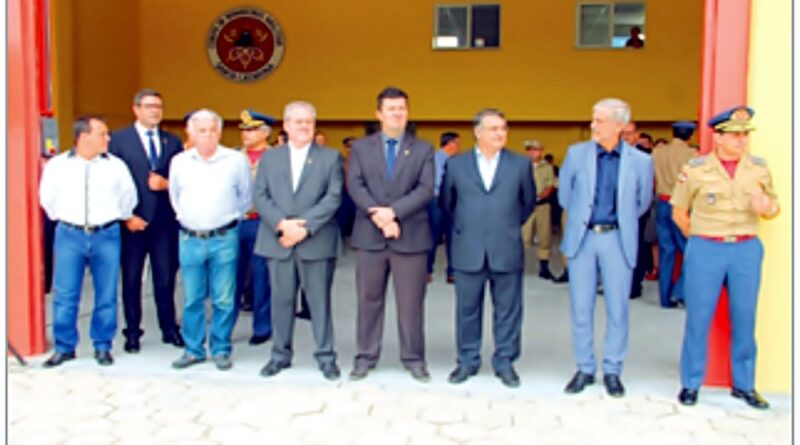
[427,199,453,275]
[52,223,121,353]
[179,227,239,358]
[236,219,272,337]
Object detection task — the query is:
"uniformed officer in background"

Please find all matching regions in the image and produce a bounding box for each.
[672,106,778,409]
[521,140,557,279]
[651,121,697,308]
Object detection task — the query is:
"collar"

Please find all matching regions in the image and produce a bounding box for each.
[135,121,159,137]
[474,146,502,161]
[381,132,404,148]
[596,141,622,156]
[188,145,228,162]
[288,142,311,152]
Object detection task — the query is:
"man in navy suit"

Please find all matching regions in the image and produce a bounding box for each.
[109,89,185,353]
[559,98,653,397]
[440,109,535,388]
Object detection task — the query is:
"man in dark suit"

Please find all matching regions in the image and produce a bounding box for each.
[440,109,535,388]
[347,87,434,382]
[254,101,343,381]
[559,98,653,397]
[109,88,184,353]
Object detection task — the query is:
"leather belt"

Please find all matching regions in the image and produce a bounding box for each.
[61,220,117,234]
[698,234,756,243]
[181,220,238,238]
[244,212,260,221]
[658,194,671,202]
[588,223,618,234]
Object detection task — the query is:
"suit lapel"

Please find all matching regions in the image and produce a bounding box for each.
[467,149,485,192]
[488,149,506,193]
[127,127,151,170]
[278,145,292,190]
[618,142,632,201]
[586,142,598,200]
[390,136,413,183]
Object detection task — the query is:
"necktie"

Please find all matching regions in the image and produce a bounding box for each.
[146,130,158,170]
[386,139,397,180]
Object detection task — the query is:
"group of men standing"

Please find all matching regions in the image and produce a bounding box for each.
[39,87,777,409]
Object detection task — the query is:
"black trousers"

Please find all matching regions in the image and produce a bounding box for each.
[120,220,180,340]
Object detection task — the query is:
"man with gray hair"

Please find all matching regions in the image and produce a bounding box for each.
[254,101,344,380]
[168,109,253,371]
[559,99,653,397]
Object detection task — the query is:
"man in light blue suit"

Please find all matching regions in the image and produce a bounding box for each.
[559,98,653,397]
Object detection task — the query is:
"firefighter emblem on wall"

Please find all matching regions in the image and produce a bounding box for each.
[207,8,285,82]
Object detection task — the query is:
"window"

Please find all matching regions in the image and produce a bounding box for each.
[433,4,500,50]
[577,2,646,48]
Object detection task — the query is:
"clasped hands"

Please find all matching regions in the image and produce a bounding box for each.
[369,206,400,239]
[148,172,168,191]
[277,218,308,248]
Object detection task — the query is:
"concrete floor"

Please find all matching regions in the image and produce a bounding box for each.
[10,244,790,444]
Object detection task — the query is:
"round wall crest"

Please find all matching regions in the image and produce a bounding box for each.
[207,8,285,82]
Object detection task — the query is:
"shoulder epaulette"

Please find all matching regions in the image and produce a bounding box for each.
[748,155,767,166]
[687,156,707,167]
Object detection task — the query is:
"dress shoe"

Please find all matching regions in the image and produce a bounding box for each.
[446,275,455,284]
[95,350,114,366]
[212,354,233,371]
[495,367,521,388]
[564,371,595,394]
[349,364,374,381]
[124,338,141,353]
[260,360,290,377]
[603,374,625,397]
[552,271,569,283]
[320,362,341,380]
[162,332,185,348]
[629,287,642,299]
[172,353,205,369]
[42,351,75,368]
[538,261,554,280]
[678,388,698,406]
[448,366,478,384]
[248,333,272,345]
[731,387,770,410]
[407,366,431,383]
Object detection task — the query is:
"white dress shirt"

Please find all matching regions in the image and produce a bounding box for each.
[168,146,253,230]
[475,147,500,191]
[39,151,137,225]
[288,143,311,192]
[134,121,162,158]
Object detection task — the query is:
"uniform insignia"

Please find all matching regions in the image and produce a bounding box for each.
[687,156,706,167]
[707,192,716,205]
[748,155,766,166]
[404,149,410,156]
[677,171,688,183]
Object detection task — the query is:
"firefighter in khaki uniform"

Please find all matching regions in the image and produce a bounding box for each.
[521,140,557,279]
[651,121,697,308]
[672,106,778,410]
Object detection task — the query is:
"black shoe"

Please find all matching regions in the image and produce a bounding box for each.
[212,354,233,371]
[172,353,205,369]
[603,374,625,397]
[320,362,341,380]
[94,350,114,366]
[407,366,431,383]
[538,261,554,280]
[731,387,770,410]
[162,331,185,348]
[295,308,312,320]
[248,334,272,345]
[260,360,290,377]
[349,364,374,381]
[124,337,141,353]
[241,301,254,312]
[448,366,478,384]
[564,371,595,394]
[495,367,521,388]
[678,388,698,406]
[629,288,642,299]
[552,272,569,283]
[42,351,75,368]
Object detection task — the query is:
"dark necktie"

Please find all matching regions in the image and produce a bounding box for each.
[386,138,397,180]
[146,130,158,170]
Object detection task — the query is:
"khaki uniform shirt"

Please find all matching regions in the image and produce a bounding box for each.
[670,152,778,236]
[532,161,555,200]
[652,139,695,196]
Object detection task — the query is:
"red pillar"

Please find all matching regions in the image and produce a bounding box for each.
[698,0,751,387]
[8,0,48,355]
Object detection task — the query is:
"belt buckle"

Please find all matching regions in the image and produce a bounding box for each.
[723,235,737,243]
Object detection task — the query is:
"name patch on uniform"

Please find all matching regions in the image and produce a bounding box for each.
[707,192,716,205]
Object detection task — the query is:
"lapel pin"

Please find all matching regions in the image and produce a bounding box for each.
[403,149,410,156]
[307,158,313,164]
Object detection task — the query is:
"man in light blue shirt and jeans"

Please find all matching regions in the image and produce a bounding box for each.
[168,109,253,371]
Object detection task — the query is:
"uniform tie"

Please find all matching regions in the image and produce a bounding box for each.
[386,138,398,180]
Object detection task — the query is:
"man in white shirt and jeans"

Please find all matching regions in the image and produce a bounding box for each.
[39,115,137,367]
[168,109,253,371]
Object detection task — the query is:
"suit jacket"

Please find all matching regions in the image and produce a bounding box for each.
[347,133,434,253]
[109,125,182,224]
[558,140,653,268]
[440,149,536,273]
[253,144,343,261]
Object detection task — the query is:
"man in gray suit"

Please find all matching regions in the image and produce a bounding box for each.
[440,109,536,388]
[253,101,343,381]
[347,87,435,382]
